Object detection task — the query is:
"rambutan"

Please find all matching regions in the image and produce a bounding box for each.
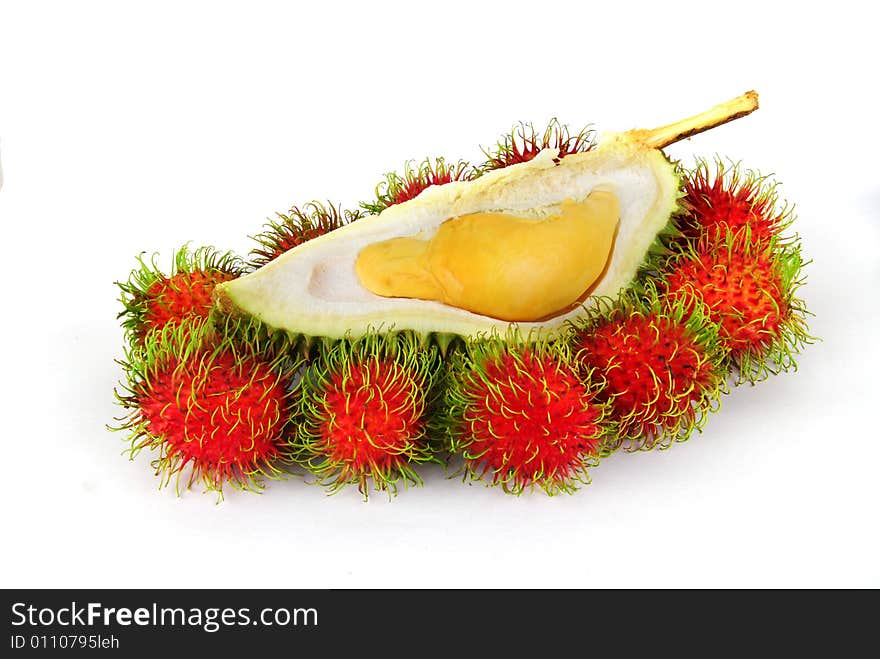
[676,159,792,245]
[360,157,477,214]
[662,230,811,383]
[481,118,595,171]
[113,320,298,498]
[249,201,361,268]
[117,245,243,345]
[572,288,726,451]
[443,338,608,495]
[293,335,441,497]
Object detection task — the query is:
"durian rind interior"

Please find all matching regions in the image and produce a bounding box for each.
[216,140,679,340]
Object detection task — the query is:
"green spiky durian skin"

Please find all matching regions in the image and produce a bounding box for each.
[111,315,303,500]
[291,332,445,498]
[634,156,689,281]
[436,332,613,496]
[116,245,244,348]
[213,260,572,359]
[570,283,728,453]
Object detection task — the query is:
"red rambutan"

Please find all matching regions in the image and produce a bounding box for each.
[676,159,792,245]
[293,335,441,497]
[573,288,726,451]
[662,230,810,383]
[444,339,608,495]
[117,245,243,345]
[481,118,595,171]
[360,157,477,214]
[113,320,297,498]
[249,201,361,268]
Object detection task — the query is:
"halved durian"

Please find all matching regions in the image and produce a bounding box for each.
[215,93,758,341]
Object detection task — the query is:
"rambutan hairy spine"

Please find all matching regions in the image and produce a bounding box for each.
[249,201,362,268]
[292,333,443,498]
[116,244,244,346]
[662,228,813,384]
[442,336,610,495]
[572,286,727,452]
[676,158,794,246]
[360,157,478,215]
[112,318,300,500]
[481,118,596,171]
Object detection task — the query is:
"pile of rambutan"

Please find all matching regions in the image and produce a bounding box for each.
[112,120,812,500]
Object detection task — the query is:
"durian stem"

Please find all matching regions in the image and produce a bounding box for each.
[637,91,759,149]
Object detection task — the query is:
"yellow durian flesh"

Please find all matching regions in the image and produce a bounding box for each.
[214,93,759,341]
[354,193,619,322]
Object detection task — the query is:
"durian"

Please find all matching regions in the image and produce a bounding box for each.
[215,93,759,342]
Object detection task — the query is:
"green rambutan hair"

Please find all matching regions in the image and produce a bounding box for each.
[675,157,795,246]
[249,201,362,268]
[481,118,596,171]
[571,285,727,452]
[441,333,610,495]
[360,157,478,215]
[112,316,301,500]
[292,332,443,498]
[661,227,813,385]
[116,244,244,347]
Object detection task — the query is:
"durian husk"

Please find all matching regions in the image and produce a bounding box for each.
[215,92,758,348]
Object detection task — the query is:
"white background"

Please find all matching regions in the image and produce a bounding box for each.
[1,1,877,588]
